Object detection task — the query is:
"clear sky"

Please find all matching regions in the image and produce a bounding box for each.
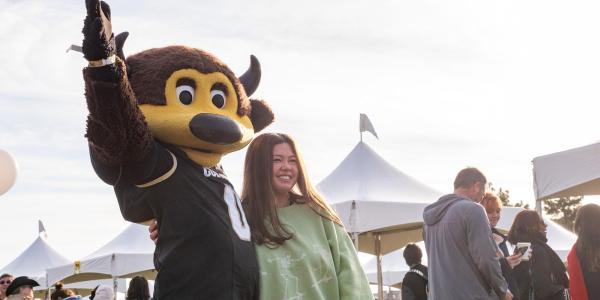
[1,0,600,267]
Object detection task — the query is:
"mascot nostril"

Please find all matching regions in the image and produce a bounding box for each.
[189,114,242,145]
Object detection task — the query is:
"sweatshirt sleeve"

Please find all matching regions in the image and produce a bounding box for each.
[465,204,508,298]
[324,220,374,300]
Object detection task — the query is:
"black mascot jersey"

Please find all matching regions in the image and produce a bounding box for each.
[91,142,258,300]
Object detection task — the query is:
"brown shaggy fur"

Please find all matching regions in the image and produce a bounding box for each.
[84,58,154,166]
[83,46,274,166]
[126,46,251,116]
[249,99,274,132]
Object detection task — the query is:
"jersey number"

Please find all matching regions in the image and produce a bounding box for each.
[223,185,251,241]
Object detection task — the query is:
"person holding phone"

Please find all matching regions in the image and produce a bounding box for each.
[508,210,568,300]
[481,193,522,299]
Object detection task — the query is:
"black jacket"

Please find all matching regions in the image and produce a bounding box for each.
[513,234,568,300]
[92,143,259,299]
[401,264,428,300]
[493,228,521,300]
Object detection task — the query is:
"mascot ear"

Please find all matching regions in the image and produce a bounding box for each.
[115,31,129,62]
[239,55,261,97]
[250,99,274,133]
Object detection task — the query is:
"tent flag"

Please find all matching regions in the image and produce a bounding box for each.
[38,220,47,239]
[359,113,379,139]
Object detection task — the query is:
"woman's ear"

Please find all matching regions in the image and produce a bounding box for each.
[250,99,274,132]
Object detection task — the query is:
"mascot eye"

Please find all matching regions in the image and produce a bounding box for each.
[210,90,227,109]
[176,85,195,105]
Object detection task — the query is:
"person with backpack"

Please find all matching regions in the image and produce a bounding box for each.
[401,243,428,300]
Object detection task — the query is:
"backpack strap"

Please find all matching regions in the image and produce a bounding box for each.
[408,268,428,282]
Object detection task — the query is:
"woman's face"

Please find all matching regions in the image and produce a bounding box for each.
[486,206,501,228]
[271,143,298,196]
[0,277,12,295]
[538,220,548,236]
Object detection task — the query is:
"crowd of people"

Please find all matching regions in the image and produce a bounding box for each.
[415,167,600,300]
[2,132,599,300]
[147,132,600,300]
[0,274,150,300]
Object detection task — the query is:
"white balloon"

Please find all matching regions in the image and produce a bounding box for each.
[0,149,18,196]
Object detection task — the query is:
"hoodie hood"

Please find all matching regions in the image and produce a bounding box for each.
[423,194,469,226]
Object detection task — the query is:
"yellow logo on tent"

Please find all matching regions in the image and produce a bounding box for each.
[74,260,81,274]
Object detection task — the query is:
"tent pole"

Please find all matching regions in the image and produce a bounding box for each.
[535,199,543,216]
[111,253,117,300]
[46,275,50,300]
[350,200,359,251]
[113,276,117,300]
[352,232,359,252]
[375,232,383,300]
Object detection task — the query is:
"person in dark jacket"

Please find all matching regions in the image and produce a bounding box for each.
[401,243,428,300]
[508,210,568,300]
[567,203,600,300]
[481,193,523,299]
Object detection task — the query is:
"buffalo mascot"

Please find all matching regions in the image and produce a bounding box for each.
[79,0,274,298]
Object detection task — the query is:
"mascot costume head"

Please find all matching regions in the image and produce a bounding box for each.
[80,0,273,298]
[131,47,273,167]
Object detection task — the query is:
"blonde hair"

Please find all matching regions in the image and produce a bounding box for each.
[480,192,502,212]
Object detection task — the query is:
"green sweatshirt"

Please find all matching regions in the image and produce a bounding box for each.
[255,203,374,300]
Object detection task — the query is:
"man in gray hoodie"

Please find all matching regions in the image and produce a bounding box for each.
[423,167,511,300]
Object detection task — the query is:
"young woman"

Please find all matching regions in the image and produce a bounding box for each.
[507,210,568,300]
[480,193,521,299]
[241,133,372,300]
[150,133,373,299]
[0,274,13,300]
[567,203,600,300]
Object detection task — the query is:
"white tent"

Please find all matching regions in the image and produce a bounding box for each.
[0,221,71,288]
[532,142,600,212]
[317,141,442,255]
[362,207,577,287]
[46,223,155,286]
[317,140,442,298]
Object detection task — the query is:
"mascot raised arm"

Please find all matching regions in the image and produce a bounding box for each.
[80,0,274,298]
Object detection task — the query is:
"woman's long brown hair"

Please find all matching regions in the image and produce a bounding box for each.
[241,133,342,247]
[507,210,545,244]
[574,204,600,271]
